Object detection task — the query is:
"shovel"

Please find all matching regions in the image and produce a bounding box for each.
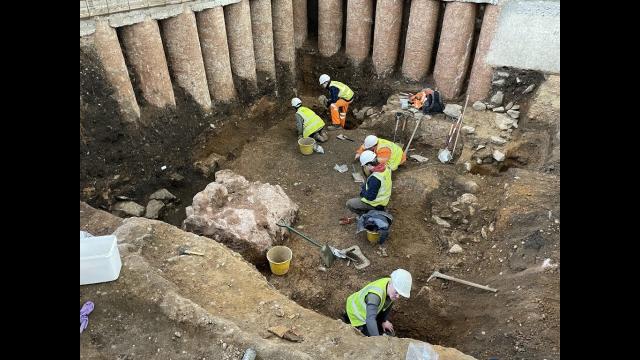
[438,95,469,163]
[393,112,402,142]
[277,222,346,267]
[403,116,423,154]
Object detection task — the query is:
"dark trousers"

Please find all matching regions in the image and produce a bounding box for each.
[341,312,384,337]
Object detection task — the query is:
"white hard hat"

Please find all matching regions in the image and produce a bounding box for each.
[364,135,378,149]
[390,269,412,298]
[319,74,330,86]
[359,150,376,167]
[291,97,302,107]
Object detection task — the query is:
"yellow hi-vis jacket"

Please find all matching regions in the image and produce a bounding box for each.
[346,277,393,327]
[376,138,404,171]
[361,166,392,208]
[330,81,354,101]
[297,106,325,138]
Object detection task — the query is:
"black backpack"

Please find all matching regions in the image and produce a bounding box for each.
[423,90,445,114]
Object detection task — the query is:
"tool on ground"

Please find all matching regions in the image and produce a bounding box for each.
[426,271,497,292]
[339,216,356,225]
[178,246,205,256]
[438,95,469,163]
[402,113,408,133]
[351,164,365,183]
[341,245,370,269]
[393,112,402,142]
[276,222,370,268]
[409,154,429,163]
[277,222,345,267]
[337,134,355,142]
[404,116,423,154]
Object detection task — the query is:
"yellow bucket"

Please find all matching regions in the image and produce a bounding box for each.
[366,230,380,244]
[298,137,315,155]
[266,246,292,275]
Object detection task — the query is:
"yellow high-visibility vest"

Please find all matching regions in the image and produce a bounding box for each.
[297,106,325,138]
[329,81,354,101]
[345,277,393,327]
[361,166,392,207]
[377,138,404,171]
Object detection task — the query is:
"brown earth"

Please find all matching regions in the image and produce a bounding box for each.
[80,44,559,359]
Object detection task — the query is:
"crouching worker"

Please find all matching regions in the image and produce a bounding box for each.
[319,74,354,130]
[343,269,412,336]
[292,97,328,143]
[357,209,393,245]
[346,150,392,215]
[355,135,406,172]
[410,87,444,115]
[409,88,434,110]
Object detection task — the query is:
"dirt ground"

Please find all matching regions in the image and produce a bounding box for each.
[80,43,559,359]
[212,99,559,359]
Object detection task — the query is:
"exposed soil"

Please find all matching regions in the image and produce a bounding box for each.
[80,45,559,359]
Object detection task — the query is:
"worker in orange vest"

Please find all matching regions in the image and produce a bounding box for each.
[409,88,434,110]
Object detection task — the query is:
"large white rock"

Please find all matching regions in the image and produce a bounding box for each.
[183,170,298,264]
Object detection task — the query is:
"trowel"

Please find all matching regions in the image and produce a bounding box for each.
[337,134,355,142]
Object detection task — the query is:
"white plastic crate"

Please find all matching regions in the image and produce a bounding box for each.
[80,234,122,285]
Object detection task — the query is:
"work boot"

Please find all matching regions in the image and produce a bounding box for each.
[326,125,341,131]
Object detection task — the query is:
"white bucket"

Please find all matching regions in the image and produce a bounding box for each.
[400,99,409,109]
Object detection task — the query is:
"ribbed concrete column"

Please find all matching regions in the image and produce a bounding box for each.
[224,0,258,96]
[318,0,342,57]
[272,0,296,83]
[372,0,404,77]
[433,2,476,99]
[293,0,308,48]
[467,4,502,102]
[250,0,277,90]
[161,10,211,111]
[120,18,175,108]
[93,21,140,122]
[345,0,374,65]
[196,7,237,103]
[401,0,440,81]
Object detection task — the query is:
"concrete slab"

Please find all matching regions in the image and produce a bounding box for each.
[486,0,560,73]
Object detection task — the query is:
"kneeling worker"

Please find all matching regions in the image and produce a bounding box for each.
[355,135,406,172]
[292,97,328,143]
[344,269,412,336]
[346,150,392,215]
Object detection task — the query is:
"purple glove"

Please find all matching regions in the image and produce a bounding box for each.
[80,301,95,334]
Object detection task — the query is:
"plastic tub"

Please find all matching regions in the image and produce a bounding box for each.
[266,246,292,275]
[298,137,315,155]
[80,234,122,285]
